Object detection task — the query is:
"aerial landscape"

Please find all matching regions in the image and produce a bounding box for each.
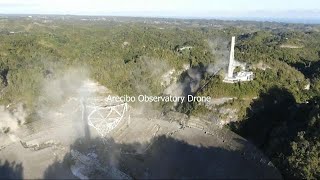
[0,0,320,179]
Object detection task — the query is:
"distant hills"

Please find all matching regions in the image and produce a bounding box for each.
[1,9,320,24]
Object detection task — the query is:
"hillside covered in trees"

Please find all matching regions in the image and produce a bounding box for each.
[1,15,320,178]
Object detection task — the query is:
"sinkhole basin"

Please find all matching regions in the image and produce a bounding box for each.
[0,109,281,179]
[0,80,281,179]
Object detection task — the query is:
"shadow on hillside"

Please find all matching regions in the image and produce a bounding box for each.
[43,134,280,179]
[230,87,296,148]
[291,60,320,79]
[229,87,314,177]
[0,160,23,179]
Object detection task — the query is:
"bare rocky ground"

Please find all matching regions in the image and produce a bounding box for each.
[0,80,281,179]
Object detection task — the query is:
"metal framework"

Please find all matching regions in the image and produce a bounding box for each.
[81,98,128,138]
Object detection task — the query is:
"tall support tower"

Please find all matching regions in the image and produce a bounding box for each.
[227,36,235,78]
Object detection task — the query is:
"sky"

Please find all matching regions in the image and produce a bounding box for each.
[0,0,319,20]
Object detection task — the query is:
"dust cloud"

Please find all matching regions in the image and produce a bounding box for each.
[35,68,95,141]
[207,38,230,74]
[0,68,90,137]
[0,103,27,134]
[163,38,230,97]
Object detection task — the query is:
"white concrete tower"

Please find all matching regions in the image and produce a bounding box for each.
[227,36,235,78]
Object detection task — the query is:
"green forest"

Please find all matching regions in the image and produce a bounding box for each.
[1,16,320,178]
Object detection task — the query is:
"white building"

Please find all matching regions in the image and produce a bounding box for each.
[223,36,254,83]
